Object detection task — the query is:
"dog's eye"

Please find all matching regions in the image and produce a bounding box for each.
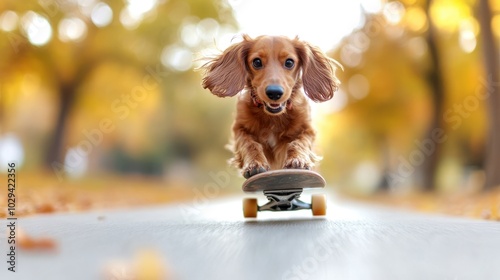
[252,58,263,69]
[284,59,295,69]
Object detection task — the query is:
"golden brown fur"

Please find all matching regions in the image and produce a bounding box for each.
[202,35,340,178]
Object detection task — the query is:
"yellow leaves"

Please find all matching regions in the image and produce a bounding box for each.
[403,6,428,33]
[135,249,170,280]
[66,61,162,153]
[491,0,500,12]
[1,64,58,133]
[491,14,500,37]
[430,0,471,33]
[103,248,171,280]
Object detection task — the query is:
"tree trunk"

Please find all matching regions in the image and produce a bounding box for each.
[478,0,500,189]
[44,83,76,167]
[419,0,445,191]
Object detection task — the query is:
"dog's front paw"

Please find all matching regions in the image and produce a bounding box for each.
[243,163,269,179]
[284,157,311,170]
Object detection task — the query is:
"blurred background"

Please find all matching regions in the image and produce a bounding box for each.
[0,0,499,215]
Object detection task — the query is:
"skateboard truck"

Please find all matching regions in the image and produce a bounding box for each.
[259,189,311,212]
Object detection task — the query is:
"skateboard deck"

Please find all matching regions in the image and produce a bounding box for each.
[242,169,326,192]
[241,169,327,218]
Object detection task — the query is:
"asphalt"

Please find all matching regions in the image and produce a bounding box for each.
[2,194,500,280]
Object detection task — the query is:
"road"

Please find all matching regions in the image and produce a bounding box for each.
[2,194,500,280]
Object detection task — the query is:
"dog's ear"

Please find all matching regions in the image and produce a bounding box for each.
[295,40,341,102]
[201,36,252,97]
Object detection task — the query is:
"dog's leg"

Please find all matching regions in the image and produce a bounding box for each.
[283,128,320,170]
[232,129,270,179]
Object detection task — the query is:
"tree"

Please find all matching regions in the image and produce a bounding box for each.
[0,0,234,170]
[478,0,500,189]
[419,0,445,190]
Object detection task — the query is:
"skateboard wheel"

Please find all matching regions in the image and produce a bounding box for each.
[311,194,326,216]
[243,198,258,218]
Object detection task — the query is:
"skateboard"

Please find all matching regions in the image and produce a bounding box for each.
[241,169,327,218]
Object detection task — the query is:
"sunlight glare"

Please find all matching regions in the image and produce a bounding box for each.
[350,31,371,52]
[0,10,19,32]
[360,0,383,14]
[126,0,158,20]
[120,0,158,29]
[197,18,220,43]
[91,2,113,27]
[181,22,200,47]
[320,89,348,114]
[21,11,52,46]
[458,30,476,53]
[58,17,87,42]
[352,161,382,194]
[64,147,89,178]
[120,8,141,30]
[458,18,477,53]
[161,45,193,72]
[77,0,98,16]
[340,45,363,68]
[229,0,365,51]
[0,134,25,169]
[383,1,405,25]
[78,0,98,9]
[348,74,370,100]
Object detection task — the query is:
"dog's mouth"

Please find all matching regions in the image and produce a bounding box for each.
[250,91,290,115]
[264,101,287,115]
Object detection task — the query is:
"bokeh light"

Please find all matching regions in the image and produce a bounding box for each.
[58,17,87,42]
[63,147,89,178]
[360,0,383,14]
[348,74,370,100]
[430,0,471,33]
[91,2,113,27]
[0,134,25,168]
[121,0,158,29]
[403,7,428,32]
[0,10,18,32]
[161,45,193,72]
[383,1,405,25]
[458,19,477,53]
[406,36,427,59]
[21,11,52,46]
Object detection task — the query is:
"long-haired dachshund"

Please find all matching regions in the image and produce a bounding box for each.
[202,35,340,178]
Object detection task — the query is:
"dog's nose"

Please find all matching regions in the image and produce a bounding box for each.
[265,85,284,101]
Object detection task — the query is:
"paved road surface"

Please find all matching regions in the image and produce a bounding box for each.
[2,194,500,280]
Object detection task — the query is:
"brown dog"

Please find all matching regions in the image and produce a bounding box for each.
[202,35,340,178]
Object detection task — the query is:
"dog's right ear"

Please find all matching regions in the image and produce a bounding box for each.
[201,35,252,97]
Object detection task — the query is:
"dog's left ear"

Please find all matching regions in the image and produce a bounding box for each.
[295,41,341,102]
[201,35,252,97]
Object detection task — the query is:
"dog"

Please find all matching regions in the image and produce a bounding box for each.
[201,35,340,178]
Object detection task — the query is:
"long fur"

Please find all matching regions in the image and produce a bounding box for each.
[201,35,340,178]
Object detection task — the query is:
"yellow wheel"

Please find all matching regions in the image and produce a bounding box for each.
[243,198,258,218]
[311,194,326,216]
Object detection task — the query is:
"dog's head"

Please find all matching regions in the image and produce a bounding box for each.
[201,35,341,115]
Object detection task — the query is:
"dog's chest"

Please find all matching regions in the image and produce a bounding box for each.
[259,119,290,149]
[266,133,277,148]
[262,123,285,149]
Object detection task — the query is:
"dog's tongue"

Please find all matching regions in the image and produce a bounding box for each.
[269,103,281,108]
